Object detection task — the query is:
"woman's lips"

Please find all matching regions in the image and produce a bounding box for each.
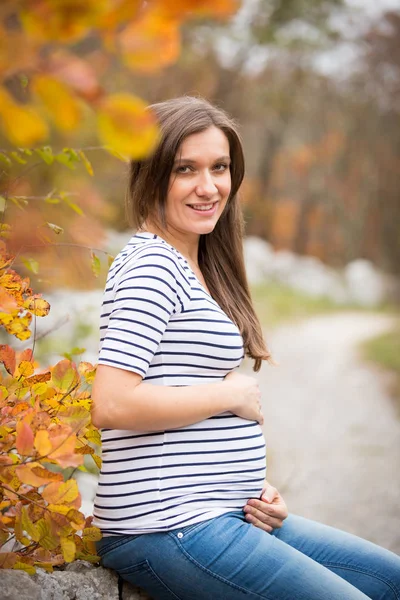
[186,201,218,215]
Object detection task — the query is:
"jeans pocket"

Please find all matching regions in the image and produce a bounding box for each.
[119,560,182,600]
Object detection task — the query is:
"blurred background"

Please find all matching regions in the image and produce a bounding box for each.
[1,0,399,553]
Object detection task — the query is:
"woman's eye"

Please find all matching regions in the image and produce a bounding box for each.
[213,163,228,172]
[176,165,192,174]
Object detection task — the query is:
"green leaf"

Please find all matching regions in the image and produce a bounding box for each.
[10,151,27,164]
[10,197,28,210]
[21,257,39,274]
[78,150,94,176]
[19,74,29,88]
[90,252,101,278]
[0,195,6,211]
[55,148,80,170]
[62,347,86,360]
[63,198,84,216]
[0,152,12,166]
[35,146,54,165]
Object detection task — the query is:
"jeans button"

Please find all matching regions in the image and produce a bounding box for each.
[177,532,183,539]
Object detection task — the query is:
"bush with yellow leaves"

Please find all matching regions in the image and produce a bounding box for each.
[0,239,102,573]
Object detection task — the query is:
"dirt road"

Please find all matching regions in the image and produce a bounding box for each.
[249,312,400,553]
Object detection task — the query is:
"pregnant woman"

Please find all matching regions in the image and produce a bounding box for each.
[91,96,400,599]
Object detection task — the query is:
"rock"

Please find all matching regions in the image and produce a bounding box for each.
[1,570,41,600]
[0,564,153,600]
[344,259,387,307]
[243,236,275,284]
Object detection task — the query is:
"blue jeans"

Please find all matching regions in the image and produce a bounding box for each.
[96,511,400,599]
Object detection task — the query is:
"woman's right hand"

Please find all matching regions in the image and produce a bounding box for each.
[224,371,264,425]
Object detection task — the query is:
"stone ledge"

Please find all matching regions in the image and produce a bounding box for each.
[1,561,153,600]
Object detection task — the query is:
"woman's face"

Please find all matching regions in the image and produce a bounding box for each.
[165,126,231,240]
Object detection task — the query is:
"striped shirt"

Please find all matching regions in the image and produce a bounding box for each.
[93,231,266,534]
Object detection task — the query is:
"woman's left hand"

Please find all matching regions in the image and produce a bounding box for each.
[243,481,288,533]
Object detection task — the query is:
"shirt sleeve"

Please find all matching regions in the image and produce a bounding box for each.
[98,246,189,377]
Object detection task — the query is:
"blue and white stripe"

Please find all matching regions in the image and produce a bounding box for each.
[93,232,266,535]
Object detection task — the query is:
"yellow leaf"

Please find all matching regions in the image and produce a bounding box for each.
[42,479,80,506]
[85,428,101,445]
[23,296,50,317]
[97,93,159,159]
[21,505,40,541]
[34,430,52,457]
[16,360,34,378]
[36,517,59,550]
[32,381,49,396]
[33,75,82,131]
[47,504,71,515]
[60,536,76,563]
[0,88,48,146]
[90,251,101,278]
[92,453,102,469]
[13,561,36,575]
[83,526,102,542]
[66,509,86,530]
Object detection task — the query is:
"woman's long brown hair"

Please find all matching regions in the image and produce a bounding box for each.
[126,96,272,371]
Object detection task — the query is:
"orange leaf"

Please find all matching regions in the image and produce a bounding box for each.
[42,479,80,506]
[51,359,79,392]
[78,361,96,384]
[97,93,159,159]
[18,349,33,363]
[15,417,34,456]
[0,344,16,375]
[0,552,17,569]
[16,463,63,487]
[156,0,238,19]
[119,10,180,74]
[26,371,51,386]
[20,1,103,43]
[0,287,18,313]
[46,424,83,468]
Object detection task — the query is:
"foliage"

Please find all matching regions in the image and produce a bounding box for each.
[0,240,101,572]
[0,0,236,157]
[251,281,349,328]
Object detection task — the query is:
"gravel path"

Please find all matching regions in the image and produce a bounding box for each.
[248,312,400,554]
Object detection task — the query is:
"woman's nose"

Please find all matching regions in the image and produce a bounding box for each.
[195,171,218,198]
